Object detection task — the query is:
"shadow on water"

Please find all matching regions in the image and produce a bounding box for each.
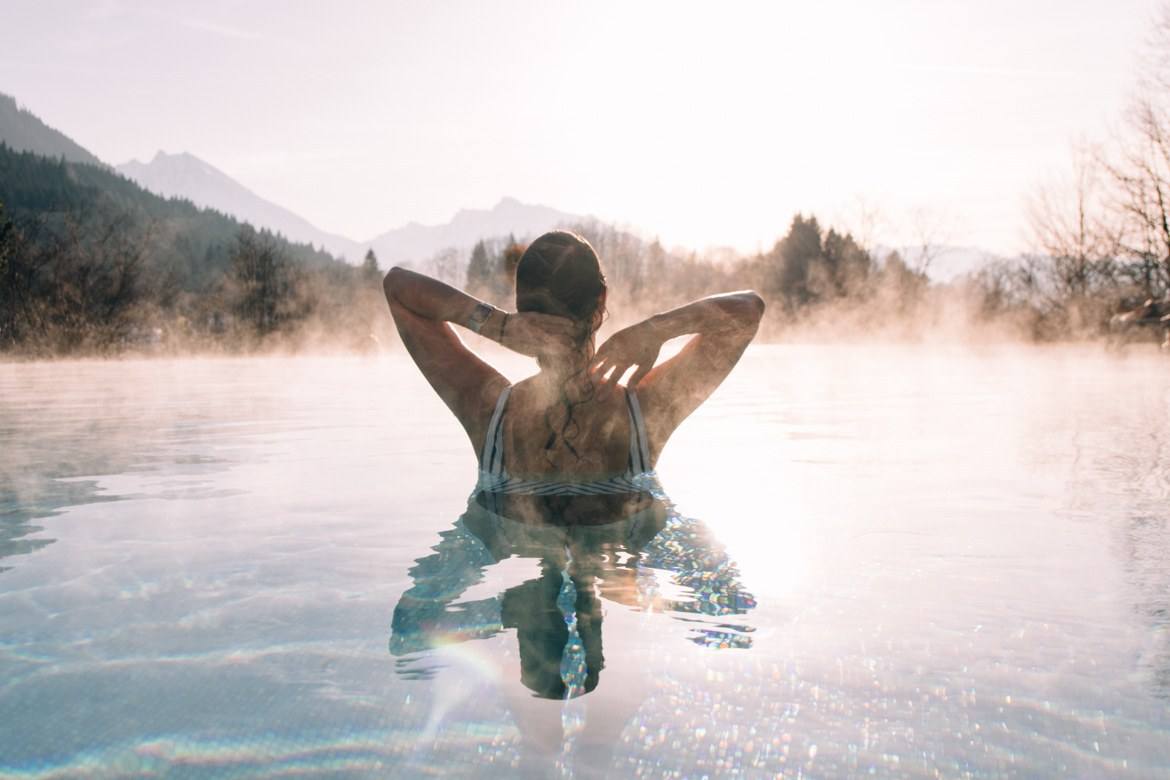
[1123,511,1170,697]
[0,480,122,573]
[0,417,234,574]
[389,484,756,696]
[1109,435,1170,698]
[0,411,143,572]
[1059,368,1170,699]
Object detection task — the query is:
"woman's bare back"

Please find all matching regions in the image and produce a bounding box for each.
[497,377,638,479]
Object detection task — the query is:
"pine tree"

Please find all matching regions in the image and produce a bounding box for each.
[498,241,524,299]
[772,214,822,305]
[466,240,491,293]
[362,248,379,280]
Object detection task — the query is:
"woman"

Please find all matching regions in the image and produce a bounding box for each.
[383,229,764,522]
[385,230,762,706]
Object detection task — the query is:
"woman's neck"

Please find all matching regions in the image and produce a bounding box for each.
[533,347,595,398]
[536,336,594,381]
[537,356,589,382]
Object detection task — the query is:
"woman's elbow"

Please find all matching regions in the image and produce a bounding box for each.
[742,290,766,321]
[383,266,409,302]
[707,291,764,335]
[727,290,766,327]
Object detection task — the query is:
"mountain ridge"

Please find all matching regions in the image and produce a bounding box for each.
[117,150,361,261]
[365,196,583,267]
[0,92,104,167]
[117,149,584,267]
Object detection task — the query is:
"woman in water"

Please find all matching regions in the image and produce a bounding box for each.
[383,229,764,510]
[385,230,763,709]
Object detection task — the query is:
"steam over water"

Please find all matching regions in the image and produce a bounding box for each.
[1,346,1169,777]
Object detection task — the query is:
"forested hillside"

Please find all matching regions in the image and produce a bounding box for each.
[0,143,386,355]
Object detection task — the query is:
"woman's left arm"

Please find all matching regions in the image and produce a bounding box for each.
[589,291,764,460]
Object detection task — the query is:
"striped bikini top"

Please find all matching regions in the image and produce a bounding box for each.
[476,384,656,496]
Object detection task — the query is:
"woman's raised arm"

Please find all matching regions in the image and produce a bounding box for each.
[590,291,765,462]
[383,267,579,447]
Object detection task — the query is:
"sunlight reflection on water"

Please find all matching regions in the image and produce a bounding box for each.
[0,345,1168,777]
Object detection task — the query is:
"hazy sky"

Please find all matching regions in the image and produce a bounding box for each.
[0,0,1160,253]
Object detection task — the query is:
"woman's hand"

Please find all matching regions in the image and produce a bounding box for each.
[500,311,579,360]
[590,320,663,387]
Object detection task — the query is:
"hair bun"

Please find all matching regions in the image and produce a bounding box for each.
[516,231,606,325]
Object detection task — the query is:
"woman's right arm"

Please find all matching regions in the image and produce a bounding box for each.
[385,267,507,337]
[384,267,577,446]
[590,291,765,461]
[384,267,507,446]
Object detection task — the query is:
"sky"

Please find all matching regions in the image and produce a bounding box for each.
[0,0,1161,254]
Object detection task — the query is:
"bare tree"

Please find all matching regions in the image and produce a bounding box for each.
[1013,3,1170,337]
[429,247,461,286]
[1027,147,1118,309]
[1101,98,1170,298]
[905,206,957,277]
[1093,4,1170,300]
[834,195,887,254]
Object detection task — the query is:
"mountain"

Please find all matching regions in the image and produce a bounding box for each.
[0,93,104,167]
[368,197,583,267]
[118,151,360,261]
[112,147,581,266]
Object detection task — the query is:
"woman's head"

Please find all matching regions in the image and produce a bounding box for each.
[516,231,606,456]
[516,231,607,341]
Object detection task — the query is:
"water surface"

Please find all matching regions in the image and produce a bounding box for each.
[1,346,1169,777]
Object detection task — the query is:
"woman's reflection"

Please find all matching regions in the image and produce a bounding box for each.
[390,488,754,700]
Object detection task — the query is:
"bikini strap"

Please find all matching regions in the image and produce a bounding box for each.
[481,385,512,473]
[624,386,651,473]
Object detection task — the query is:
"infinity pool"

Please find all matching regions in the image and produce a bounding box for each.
[1,345,1168,777]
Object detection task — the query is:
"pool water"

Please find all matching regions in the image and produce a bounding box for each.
[1,345,1169,777]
